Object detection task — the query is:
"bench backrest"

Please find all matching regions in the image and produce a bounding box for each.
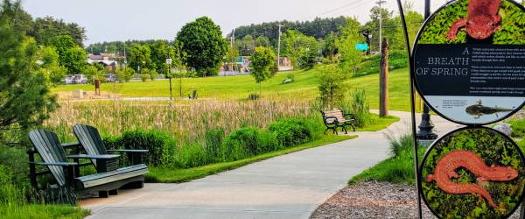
[28,130,67,186]
[73,124,108,167]
[322,109,346,123]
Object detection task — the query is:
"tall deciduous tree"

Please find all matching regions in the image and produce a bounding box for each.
[281,30,319,69]
[128,43,152,73]
[336,17,363,75]
[250,46,277,94]
[149,40,174,75]
[176,17,228,77]
[318,65,347,110]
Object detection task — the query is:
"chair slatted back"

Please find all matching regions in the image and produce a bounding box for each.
[28,130,67,186]
[324,110,346,123]
[73,124,108,167]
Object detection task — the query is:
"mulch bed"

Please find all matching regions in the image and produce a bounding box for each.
[311,181,522,219]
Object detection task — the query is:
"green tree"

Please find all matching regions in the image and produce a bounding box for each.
[47,35,86,74]
[393,10,423,49]
[281,30,319,69]
[176,17,228,77]
[362,6,398,52]
[321,32,339,62]
[250,47,277,95]
[0,2,59,140]
[37,46,67,83]
[318,65,347,110]
[62,46,87,74]
[149,40,174,75]
[255,36,271,47]
[128,43,152,73]
[115,67,135,82]
[337,17,363,75]
[30,16,86,46]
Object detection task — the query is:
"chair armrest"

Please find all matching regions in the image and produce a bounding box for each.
[67,154,120,160]
[61,142,80,148]
[108,149,149,153]
[29,162,78,166]
[344,114,356,120]
[323,116,339,124]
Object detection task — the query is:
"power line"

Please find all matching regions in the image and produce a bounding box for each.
[303,0,368,21]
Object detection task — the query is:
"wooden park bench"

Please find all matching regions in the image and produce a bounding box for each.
[28,129,148,199]
[321,109,357,135]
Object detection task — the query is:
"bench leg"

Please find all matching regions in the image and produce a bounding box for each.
[99,191,109,198]
[343,126,348,134]
[122,181,144,189]
[109,190,118,195]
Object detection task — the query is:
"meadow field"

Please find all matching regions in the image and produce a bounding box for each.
[52,67,412,111]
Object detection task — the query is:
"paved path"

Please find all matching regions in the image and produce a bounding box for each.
[81,111,461,219]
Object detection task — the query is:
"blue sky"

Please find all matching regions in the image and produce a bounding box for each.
[21,0,448,45]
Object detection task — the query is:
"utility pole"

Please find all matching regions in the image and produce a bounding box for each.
[277,24,283,70]
[417,0,438,142]
[379,38,389,117]
[377,0,386,54]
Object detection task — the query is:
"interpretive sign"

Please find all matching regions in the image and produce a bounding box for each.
[413,0,525,125]
[420,127,525,218]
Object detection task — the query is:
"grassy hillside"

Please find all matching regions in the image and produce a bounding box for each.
[53,67,411,111]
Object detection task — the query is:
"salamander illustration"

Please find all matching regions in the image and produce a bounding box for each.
[448,0,502,40]
[466,100,513,119]
[426,150,519,208]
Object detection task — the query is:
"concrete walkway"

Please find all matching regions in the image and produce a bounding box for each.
[81,111,461,219]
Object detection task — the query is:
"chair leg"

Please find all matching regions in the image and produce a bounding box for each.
[99,191,109,198]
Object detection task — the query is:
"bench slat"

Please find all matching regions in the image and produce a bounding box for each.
[77,164,148,189]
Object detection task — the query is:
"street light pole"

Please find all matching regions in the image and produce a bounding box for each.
[377,0,386,54]
[417,0,438,142]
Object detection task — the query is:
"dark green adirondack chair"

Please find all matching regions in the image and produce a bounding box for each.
[73,124,149,168]
[29,129,148,198]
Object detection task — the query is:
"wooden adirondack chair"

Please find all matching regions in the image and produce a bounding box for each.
[73,124,149,167]
[28,129,148,198]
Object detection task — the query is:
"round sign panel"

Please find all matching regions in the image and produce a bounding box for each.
[413,0,525,125]
[420,127,525,218]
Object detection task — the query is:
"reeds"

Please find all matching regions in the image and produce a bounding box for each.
[45,99,313,144]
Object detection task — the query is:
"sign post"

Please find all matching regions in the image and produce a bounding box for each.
[398,0,525,218]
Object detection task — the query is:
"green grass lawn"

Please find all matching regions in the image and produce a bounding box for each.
[53,67,411,111]
[0,204,89,219]
[146,135,355,183]
[357,114,400,132]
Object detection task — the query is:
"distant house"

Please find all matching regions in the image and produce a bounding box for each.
[87,53,119,72]
[278,57,293,71]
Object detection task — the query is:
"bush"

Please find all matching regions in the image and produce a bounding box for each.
[0,145,29,186]
[221,127,277,161]
[339,88,371,128]
[174,143,209,168]
[117,130,177,166]
[268,118,313,147]
[204,128,225,162]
